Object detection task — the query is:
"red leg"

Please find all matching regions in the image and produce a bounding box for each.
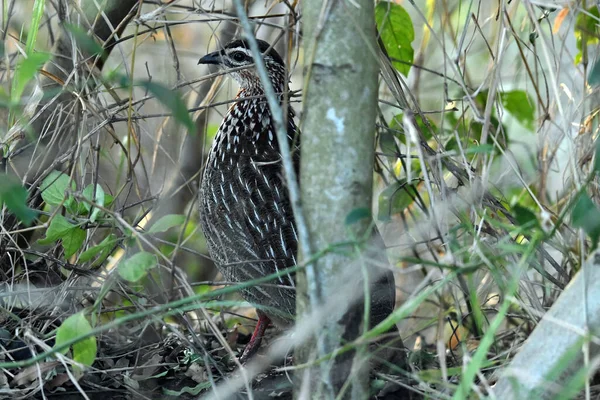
[239,313,271,363]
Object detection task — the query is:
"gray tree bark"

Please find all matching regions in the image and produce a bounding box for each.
[296,0,380,398]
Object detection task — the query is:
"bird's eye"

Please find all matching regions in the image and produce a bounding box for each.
[231,52,246,62]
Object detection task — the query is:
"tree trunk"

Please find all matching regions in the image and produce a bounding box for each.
[296,0,380,398]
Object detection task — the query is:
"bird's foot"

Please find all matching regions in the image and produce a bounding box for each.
[239,313,271,363]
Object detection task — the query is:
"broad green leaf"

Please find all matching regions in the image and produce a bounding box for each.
[0,175,37,225]
[104,194,115,207]
[39,215,76,244]
[41,171,75,207]
[118,252,158,282]
[64,24,105,58]
[62,227,86,258]
[375,1,415,76]
[345,208,371,225]
[54,312,96,367]
[13,52,51,101]
[137,81,194,132]
[148,214,187,234]
[572,194,600,246]
[79,234,118,262]
[500,90,535,132]
[513,204,539,228]
[378,179,417,222]
[82,184,105,222]
[39,214,85,256]
[575,7,600,64]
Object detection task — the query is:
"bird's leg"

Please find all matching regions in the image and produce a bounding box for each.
[239,312,271,362]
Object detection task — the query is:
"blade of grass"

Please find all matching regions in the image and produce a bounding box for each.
[25,0,45,55]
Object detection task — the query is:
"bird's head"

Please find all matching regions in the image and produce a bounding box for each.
[198,39,286,92]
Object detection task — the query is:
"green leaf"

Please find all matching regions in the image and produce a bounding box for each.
[575,7,600,64]
[118,252,158,282]
[39,214,85,256]
[0,175,37,225]
[513,204,539,228]
[345,208,371,225]
[82,184,105,222]
[13,52,51,101]
[104,194,115,207]
[63,24,105,58]
[378,179,417,222]
[54,312,96,367]
[41,171,75,207]
[79,234,118,262]
[375,1,415,76]
[39,214,76,244]
[148,214,187,234]
[137,80,194,132]
[572,194,600,246]
[500,90,535,132]
[62,227,86,258]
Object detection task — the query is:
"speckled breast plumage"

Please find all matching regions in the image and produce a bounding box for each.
[199,89,299,327]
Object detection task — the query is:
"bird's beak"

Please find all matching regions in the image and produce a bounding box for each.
[198,50,223,65]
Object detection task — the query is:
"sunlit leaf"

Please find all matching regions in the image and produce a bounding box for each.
[375,1,415,76]
[41,171,75,207]
[118,252,158,282]
[148,214,187,234]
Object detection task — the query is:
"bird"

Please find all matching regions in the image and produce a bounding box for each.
[197,39,400,363]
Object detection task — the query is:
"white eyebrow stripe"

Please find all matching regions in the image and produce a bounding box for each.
[226,48,253,57]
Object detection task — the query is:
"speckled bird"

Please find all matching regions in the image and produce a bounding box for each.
[198,39,397,361]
